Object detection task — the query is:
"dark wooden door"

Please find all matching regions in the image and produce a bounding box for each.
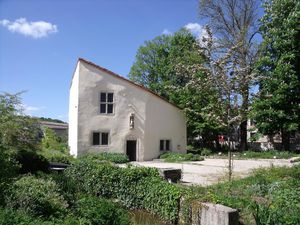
[126,140,137,161]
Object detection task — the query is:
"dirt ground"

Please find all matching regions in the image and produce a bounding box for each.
[131,158,296,186]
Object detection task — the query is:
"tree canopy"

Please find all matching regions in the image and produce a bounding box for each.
[251,0,300,150]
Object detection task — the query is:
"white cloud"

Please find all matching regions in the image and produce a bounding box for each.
[184,22,208,41]
[0,18,58,38]
[162,29,172,35]
[23,104,45,113]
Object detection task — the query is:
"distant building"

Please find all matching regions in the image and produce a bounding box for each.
[68,58,187,161]
[247,119,300,151]
[39,120,68,138]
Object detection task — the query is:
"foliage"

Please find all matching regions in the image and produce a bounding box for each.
[41,127,68,153]
[187,165,300,225]
[251,0,300,150]
[16,150,49,174]
[0,93,42,153]
[5,175,68,218]
[211,150,299,159]
[75,196,132,225]
[159,152,204,162]
[79,152,129,164]
[129,30,225,147]
[39,117,66,124]
[64,157,181,223]
[41,150,74,164]
[0,145,19,204]
[198,0,260,150]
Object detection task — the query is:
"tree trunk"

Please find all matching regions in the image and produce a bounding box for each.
[281,130,290,151]
[239,120,248,151]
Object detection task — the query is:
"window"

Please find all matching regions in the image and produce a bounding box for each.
[160,140,171,151]
[100,92,114,114]
[92,132,109,146]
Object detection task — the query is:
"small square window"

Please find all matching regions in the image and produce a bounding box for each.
[92,132,109,146]
[160,140,171,151]
[99,92,114,114]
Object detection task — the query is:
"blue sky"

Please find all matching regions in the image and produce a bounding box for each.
[0,0,204,122]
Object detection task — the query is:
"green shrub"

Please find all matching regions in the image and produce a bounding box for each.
[64,158,181,223]
[200,148,213,156]
[0,145,19,205]
[187,165,300,225]
[0,208,88,225]
[79,152,129,164]
[41,150,74,164]
[5,175,68,218]
[75,196,132,225]
[15,150,49,174]
[159,152,204,162]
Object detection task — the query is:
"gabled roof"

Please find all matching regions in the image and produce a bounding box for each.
[77,58,181,110]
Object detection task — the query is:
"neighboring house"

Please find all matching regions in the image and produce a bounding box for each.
[40,120,68,139]
[247,119,300,151]
[68,58,187,161]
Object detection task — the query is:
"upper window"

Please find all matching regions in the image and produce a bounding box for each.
[100,92,114,114]
[92,132,109,146]
[160,139,171,151]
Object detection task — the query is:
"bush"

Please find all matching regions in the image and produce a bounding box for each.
[0,145,19,204]
[0,208,88,225]
[15,150,49,174]
[75,196,132,225]
[188,165,300,225]
[200,148,213,156]
[79,152,129,164]
[159,152,204,162]
[41,150,74,164]
[64,158,181,223]
[5,175,68,218]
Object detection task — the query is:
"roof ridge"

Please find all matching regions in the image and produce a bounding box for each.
[78,58,181,110]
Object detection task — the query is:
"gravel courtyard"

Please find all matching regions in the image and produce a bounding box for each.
[131,158,296,186]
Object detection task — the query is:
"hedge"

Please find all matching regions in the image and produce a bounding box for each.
[79,152,129,164]
[64,158,181,223]
[5,175,68,218]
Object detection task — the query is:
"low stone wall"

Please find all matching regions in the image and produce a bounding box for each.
[179,199,239,225]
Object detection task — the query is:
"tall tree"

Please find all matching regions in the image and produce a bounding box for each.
[251,0,300,150]
[198,0,260,150]
[129,30,226,148]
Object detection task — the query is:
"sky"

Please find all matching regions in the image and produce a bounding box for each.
[0,0,208,122]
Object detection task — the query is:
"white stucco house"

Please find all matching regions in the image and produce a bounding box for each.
[68,58,187,161]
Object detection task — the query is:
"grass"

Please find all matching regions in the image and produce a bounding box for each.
[209,150,300,159]
[159,152,204,162]
[184,165,300,225]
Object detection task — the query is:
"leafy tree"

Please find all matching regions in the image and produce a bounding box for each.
[0,93,42,153]
[198,0,260,150]
[130,30,226,148]
[251,0,300,150]
[41,127,67,153]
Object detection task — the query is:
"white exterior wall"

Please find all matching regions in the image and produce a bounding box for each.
[144,96,187,160]
[69,60,187,161]
[68,63,80,156]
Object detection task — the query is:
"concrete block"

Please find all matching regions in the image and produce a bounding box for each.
[158,168,181,183]
[200,203,238,225]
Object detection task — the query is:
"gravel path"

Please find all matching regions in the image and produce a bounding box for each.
[131,158,295,186]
